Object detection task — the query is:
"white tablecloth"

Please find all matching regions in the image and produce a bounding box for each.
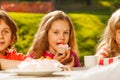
[0,72,71,80]
[71,61,120,80]
[1,61,120,80]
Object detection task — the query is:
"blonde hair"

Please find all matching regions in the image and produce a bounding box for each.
[27,10,79,59]
[96,9,120,57]
[0,10,18,49]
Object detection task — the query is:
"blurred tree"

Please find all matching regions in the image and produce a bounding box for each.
[85,0,92,6]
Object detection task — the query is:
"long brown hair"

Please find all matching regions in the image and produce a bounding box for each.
[0,10,18,49]
[27,10,79,59]
[96,9,120,57]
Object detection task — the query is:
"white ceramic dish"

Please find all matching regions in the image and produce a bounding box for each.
[53,67,87,76]
[6,68,59,76]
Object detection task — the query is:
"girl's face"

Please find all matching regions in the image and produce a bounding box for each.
[48,19,70,54]
[116,29,120,47]
[0,20,12,53]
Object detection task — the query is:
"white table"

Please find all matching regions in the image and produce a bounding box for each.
[1,63,120,80]
[0,71,71,80]
[0,67,84,80]
[0,71,78,80]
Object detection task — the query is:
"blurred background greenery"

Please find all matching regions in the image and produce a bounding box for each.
[1,0,120,65]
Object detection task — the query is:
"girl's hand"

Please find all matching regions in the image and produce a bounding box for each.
[118,56,120,60]
[61,65,72,71]
[54,44,74,67]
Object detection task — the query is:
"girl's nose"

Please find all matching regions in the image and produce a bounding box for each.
[59,33,65,40]
[0,33,4,39]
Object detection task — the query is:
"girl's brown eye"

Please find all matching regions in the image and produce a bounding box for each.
[2,29,10,35]
[54,31,59,34]
[64,32,69,34]
[4,31,9,33]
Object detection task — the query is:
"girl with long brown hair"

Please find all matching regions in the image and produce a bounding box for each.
[27,10,81,67]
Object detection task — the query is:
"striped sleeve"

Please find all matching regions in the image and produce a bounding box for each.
[98,57,119,66]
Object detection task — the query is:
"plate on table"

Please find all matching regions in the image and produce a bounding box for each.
[53,67,87,76]
[6,68,60,76]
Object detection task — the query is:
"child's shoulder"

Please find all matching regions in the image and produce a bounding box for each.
[70,50,77,55]
[6,49,27,60]
[7,49,17,54]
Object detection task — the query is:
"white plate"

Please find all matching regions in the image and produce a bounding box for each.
[6,68,59,76]
[53,67,87,76]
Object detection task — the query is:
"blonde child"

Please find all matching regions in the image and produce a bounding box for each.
[27,10,81,67]
[96,9,120,65]
[0,10,27,60]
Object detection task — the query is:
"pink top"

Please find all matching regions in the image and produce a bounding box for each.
[43,51,81,67]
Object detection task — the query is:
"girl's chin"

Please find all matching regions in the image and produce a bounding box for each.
[0,46,8,51]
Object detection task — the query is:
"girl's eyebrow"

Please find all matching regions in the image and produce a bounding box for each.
[1,28,11,32]
[64,29,70,31]
[3,28,11,30]
[65,29,70,31]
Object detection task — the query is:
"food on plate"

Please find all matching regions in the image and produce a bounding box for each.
[17,57,63,70]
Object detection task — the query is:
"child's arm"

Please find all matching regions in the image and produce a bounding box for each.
[95,47,109,59]
[95,48,120,65]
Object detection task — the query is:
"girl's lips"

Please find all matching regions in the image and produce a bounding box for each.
[57,42,64,45]
[0,42,5,44]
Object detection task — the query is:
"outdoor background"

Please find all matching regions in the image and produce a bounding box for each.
[1,0,120,65]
